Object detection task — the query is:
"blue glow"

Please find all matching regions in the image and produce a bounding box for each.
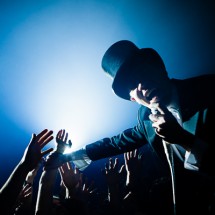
[0,0,215,184]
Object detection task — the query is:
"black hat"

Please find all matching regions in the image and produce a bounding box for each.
[101,40,166,100]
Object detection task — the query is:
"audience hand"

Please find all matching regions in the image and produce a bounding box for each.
[55,129,72,153]
[59,162,80,194]
[20,129,53,171]
[44,129,72,170]
[103,157,125,186]
[124,149,141,188]
[13,183,32,212]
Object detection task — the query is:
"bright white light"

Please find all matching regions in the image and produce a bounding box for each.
[0,1,139,152]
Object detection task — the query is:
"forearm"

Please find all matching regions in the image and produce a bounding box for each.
[86,127,146,161]
[35,169,58,215]
[15,192,33,214]
[0,162,30,213]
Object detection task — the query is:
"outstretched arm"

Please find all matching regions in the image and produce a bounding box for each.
[35,129,71,215]
[0,129,53,214]
[14,160,44,214]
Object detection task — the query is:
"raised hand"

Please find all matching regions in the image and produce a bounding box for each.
[20,129,54,171]
[102,157,125,186]
[124,150,141,188]
[55,129,72,154]
[44,129,72,170]
[124,149,139,173]
[14,183,32,209]
[76,174,96,202]
[59,162,80,193]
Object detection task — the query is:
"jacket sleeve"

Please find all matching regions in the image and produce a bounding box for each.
[86,107,149,161]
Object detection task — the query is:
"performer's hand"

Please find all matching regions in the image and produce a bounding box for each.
[149,103,184,143]
[129,83,151,108]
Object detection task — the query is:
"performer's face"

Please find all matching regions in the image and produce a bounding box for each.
[129,63,172,108]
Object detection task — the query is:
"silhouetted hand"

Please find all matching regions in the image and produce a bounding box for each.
[76,174,96,202]
[102,158,125,186]
[124,150,141,188]
[129,83,151,108]
[56,129,72,153]
[14,183,32,211]
[20,129,54,171]
[124,149,139,173]
[44,129,72,170]
[59,162,80,192]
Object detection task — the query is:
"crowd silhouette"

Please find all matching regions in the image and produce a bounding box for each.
[0,129,215,215]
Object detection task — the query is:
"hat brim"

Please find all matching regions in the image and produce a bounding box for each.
[112,48,166,100]
[112,49,144,100]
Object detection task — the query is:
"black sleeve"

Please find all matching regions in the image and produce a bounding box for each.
[86,107,149,161]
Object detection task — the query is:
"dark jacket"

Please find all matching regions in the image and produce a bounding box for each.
[86,74,215,176]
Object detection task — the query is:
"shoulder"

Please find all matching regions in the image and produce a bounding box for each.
[172,74,215,119]
[173,74,215,103]
[172,74,215,88]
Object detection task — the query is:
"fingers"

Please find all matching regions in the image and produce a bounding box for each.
[56,129,71,145]
[36,129,49,140]
[108,158,119,169]
[60,130,68,143]
[23,185,32,197]
[149,113,161,122]
[38,130,53,143]
[59,166,64,175]
[67,161,73,170]
[68,140,72,147]
[124,150,137,161]
[119,164,125,174]
[40,135,54,148]
[62,129,65,139]
[39,130,54,147]
[60,162,68,173]
[41,147,53,157]
[138,83,141,91]
[113,157,119,169]
[59,162,75,177]
[109,158,114,169]
[130,83,151,107]
[57,130,62,139]
[156,103,169,115]
[57,129,67,140]
[64,132,68,143]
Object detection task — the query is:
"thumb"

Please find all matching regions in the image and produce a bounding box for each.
[29,133,36,146]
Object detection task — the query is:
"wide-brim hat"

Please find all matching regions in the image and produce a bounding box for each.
[101,40,166,100]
